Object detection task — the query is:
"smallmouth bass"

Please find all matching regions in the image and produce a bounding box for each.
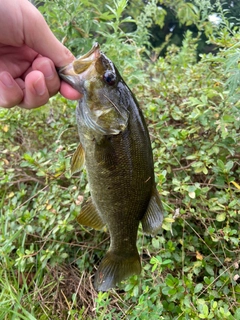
[58,43,164,291]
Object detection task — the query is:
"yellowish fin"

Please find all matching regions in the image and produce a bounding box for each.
[77,198,105,230]
[94,250,141,291]
[71,143,85,174]
[141,187,164,235]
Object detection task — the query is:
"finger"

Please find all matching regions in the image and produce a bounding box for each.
[0,72,23,108]
[59,81,82,100]
[32,56,60,97]
[18,71,50,109]
[32,57,81,100]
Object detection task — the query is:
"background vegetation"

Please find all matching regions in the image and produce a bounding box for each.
[0,0,239,319]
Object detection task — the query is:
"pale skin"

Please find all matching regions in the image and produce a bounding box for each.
[0,0,82,109]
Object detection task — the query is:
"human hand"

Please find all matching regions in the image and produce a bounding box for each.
[0,0,81,109]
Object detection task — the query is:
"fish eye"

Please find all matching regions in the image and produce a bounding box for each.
[103,71,116,86]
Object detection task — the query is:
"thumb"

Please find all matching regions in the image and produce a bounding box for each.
[22,0,75,67]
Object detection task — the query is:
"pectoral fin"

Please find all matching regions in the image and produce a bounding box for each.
[77,197,105,230]
[71,143,85,174]
[141,187,164,235]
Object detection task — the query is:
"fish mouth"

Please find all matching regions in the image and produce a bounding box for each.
[58,43,101,89]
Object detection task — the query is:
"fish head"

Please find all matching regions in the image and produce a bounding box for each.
[58,43,129,135]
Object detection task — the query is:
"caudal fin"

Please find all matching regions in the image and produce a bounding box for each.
[94,251,141,291]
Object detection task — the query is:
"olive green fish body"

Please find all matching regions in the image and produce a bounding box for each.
[58,43,164,291]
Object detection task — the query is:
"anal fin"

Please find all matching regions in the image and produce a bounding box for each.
[141,186,164,236]
[77,197,105,230]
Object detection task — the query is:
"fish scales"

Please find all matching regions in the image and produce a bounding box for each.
[58,43,164,291]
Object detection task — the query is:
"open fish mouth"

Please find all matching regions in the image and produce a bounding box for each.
[58,43,101,76]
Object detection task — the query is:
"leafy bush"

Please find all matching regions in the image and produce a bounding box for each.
[0,0,239,319]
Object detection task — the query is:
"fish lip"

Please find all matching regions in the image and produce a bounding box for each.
[58,42,101,78]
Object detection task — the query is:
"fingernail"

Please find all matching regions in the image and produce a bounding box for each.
[0,72,14,88]
[33,77,46,96]
[40,62,55,80]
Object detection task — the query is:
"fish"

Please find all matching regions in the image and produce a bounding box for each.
[58,43,164,291]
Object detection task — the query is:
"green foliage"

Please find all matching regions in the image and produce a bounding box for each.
[1,0,240,319]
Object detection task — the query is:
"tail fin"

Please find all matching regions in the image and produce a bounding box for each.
[94,251,141,291]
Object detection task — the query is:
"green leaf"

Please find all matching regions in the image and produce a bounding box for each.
[152,237,160,249]
[162,259,172,265]
[217,159,225,171]
[205,265,214,276]
[194,283,203,293]
[165,275,175,287]
[168,288,177,295]
[133,285,139,297]
[162,287,170,295]
[216,212,226,222]
[222,115,235,123]
[202,304,209,316]
[225,160,233,172]
[189,191,196,199]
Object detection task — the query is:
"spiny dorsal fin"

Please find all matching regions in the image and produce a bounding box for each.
[77,197,105,230]
[71,143,85,174]
[141,186,164,236]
